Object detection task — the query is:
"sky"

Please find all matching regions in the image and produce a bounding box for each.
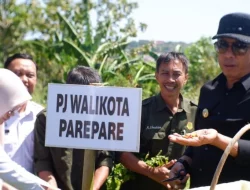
[131,0,250,43]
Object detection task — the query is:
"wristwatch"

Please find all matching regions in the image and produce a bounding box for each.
[176,159,190,173]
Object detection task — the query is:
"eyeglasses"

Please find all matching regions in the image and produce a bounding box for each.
[214,40,250,56]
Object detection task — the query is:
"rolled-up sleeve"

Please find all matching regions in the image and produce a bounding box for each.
[95,150,113,171]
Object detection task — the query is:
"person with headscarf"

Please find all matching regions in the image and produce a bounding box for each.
[0,68,58,190]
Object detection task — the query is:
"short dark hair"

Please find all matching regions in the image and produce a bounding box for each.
[4,53,38,71]
[66,66,101,85]
[156,52,189,73]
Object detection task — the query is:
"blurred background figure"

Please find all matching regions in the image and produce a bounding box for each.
[3,53,44,174]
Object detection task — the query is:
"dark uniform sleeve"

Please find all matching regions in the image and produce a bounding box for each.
[34,110,73,190]
[183,146,193,158]
[234,139,250,165]
[34,109,53,173]
[138,99,151,155]
[95,150,113,171]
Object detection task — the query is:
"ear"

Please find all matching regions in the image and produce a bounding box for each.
[184,73,188,84]
[155,72,159,82]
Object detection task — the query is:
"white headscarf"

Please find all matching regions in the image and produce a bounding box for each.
[0,68,32,117]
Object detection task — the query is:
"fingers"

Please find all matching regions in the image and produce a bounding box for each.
[166,183,171,189]
[168,135,188,145]
[164,159,177,168]
[166,179,182,190]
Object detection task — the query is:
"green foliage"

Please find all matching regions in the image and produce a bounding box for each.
[1,2,223,190]
[1,0,222,105]
[106,163,135,190]
[183,37,221,101]
[0,0,153,104]
[106,151,168,190]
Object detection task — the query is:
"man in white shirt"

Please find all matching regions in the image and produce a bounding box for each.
[3,53,44,173]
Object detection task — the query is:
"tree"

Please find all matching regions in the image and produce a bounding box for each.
[0,0,152,103]
[184,37,221,101]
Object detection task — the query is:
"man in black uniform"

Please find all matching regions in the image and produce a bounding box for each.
[168,12,250,189]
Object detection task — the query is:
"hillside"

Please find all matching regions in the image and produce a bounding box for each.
[127,40,190,53]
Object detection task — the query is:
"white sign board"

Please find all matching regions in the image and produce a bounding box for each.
[45,83,142,152]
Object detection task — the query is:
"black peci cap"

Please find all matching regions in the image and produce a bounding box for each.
[212,12,250,43]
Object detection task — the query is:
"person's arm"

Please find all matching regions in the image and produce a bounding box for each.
[2,181,18,190]
[37,171,57,190]
[0,178,17,190]
[169,129,239,157]
[211,132,238,157]
[210,132,250,165]
[0,147,45,190]
[34,111,58,189]
[92,166,109,190]
[92,150,113,190]
[119,152,153,177]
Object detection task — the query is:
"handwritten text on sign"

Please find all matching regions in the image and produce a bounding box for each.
[45,84,142,152]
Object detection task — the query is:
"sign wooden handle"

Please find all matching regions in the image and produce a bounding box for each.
[82,150,96,190]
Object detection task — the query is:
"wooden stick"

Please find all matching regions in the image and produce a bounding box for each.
[210,124,250,190]
[82,150,96,190]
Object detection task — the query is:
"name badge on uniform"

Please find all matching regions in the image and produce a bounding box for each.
[202,108,209,118]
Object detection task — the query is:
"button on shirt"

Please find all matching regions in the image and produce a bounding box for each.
[4,101,43,173]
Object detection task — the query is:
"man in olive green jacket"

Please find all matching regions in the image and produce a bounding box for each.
[34,66,113,190]
[119,52,197,190]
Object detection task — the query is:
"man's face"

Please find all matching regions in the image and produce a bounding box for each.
[155,59,188,97]
[217,38,250,83]
[7,58,37,94]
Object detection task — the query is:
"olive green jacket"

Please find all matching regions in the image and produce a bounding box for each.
[34,109,113,190]
[140,93,197,160]
[120,93,197,190]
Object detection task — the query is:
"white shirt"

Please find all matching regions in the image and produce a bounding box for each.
[0,146,44,190]
[3,101,44,173]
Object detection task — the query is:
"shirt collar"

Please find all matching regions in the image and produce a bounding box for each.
[240,73,250,91]
[155,93,167,112]
[213,73,250,91]
[181,97,191,113]
[155,93,190,113]
[19,101,34,118]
